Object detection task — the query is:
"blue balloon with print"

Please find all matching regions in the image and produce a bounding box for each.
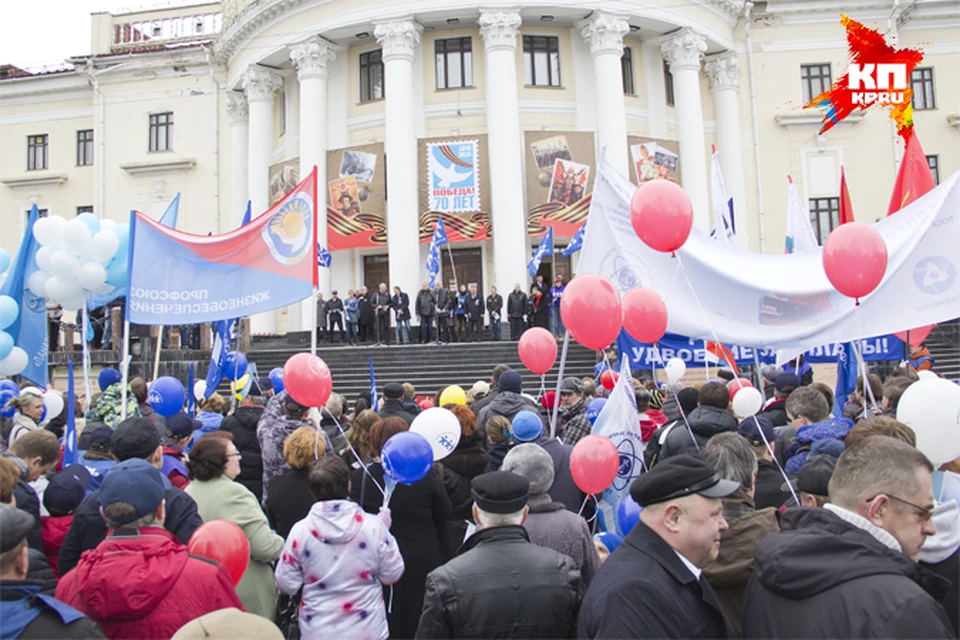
[617,494,643,535]
[586,397,607,425]
[381,431,433,485]
[0,380,19,396]
[268,367,284,393]
[222,352,248,381]
[149,376,186,417]
[0,389,17,418]
[98,368,122,391]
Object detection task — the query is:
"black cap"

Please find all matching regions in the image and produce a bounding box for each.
[43,465,91,516]
[384,382,404,400]
[0,504,35,553]
[471,471,530,514]
[560,377,584,394]
[739,416,775,447]
[717,369,735,382]
[499,370,523,394]
[676,388,700,415]
[111,417,163,461]
[87,425,114,451]
[776,372,801,392]
[630,454,740,507]
[782,455,837,496]
[166,412,201,439]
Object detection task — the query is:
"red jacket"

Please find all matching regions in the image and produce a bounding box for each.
[56,526,243,638]
[41,515,73,578]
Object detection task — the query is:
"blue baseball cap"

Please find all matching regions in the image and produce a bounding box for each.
[99,459,165,525]
[738,416,775,447]
[511,411,543,442]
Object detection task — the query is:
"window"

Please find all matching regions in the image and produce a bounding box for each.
[359,50,384,103]
[149,112,173,152]
[523,36,561,87]
[25,208,49,222]
[279,91,286,135]
[435,37,473,90]
[664,60,675,106]
[76,206,94,215]
[801,64,832,103]
[911,68,935,110]
[77,129,94,166]
[621,47,635,95]
[27,134,48,171]
[927,155,940,185]
[809,197,840,244]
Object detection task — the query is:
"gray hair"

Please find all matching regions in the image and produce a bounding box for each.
[829,436,933,510]
[475,506,525,528]
[785,387,830,423]
[325,393,343,417]
[701,432,758,493]
[502,444,555,495]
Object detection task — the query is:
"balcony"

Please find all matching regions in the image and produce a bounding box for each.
[106,4,222,54]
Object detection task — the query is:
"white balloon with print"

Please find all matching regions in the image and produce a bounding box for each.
[0,347,28,376]
[410,407,461,461]
[89,230,120,264]
[897,378,960,467]
[77,261,107,291]
[665,358,686,384]
[732,387,763,418]
[42,391,65,424]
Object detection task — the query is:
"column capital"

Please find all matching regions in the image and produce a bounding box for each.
[225,91,248,125]
[479,10,522,52]
[290,35,337,81]
[705,50,740,92]
[242,65,282,103]
[374,19,421,62]
[661,28,707,73]
[579,11,630,57]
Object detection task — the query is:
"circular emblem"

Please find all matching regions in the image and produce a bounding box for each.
[913,256,956,295]
[262,192,313,265]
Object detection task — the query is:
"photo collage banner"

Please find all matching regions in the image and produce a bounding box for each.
[325,143,386,250]
[627,135,682,186]
[524,131,596,239]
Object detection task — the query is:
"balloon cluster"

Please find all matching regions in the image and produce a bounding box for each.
[0,295,27,375]
[29,214,129,310]
[379,407,463,490]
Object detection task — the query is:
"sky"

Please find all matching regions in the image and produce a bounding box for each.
[0,0,195,70]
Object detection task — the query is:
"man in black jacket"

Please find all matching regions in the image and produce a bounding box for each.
[579,455,738,638]
[506,283,527,341]
[737,416,792,510]
[325,291,345,343]
[3,431,60,552]
[357,286,374,343]
[434,282,452,344]
[486,286,503,341]
[218,381,268,501]
[465,284,484,342]
[373,283,391,346]
[416,471,582,638]
[415,283,436,344]
[743,437,952,639]
[378,383,417,426]
[659,382,738,461]
[58,418,203,576]
[392,286,413,345]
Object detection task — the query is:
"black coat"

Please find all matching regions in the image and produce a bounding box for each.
[26,548,57,595]
[579,521,735,639]
[660,405,739,460]
[416,289,436,317]
[753,459,791,510]
[486,294,503,317]
[535,435,586,515]
[758,398,789,427]
[921,547,959,638]
[392,292,411,321]
[507,290,528,318]
[0,582,105,638]
[352,463,451,639]
[373,291,392,316]
[265,467,314,539]
[531,293,549,328]
[378,399,417,426]
[464,294,483,320]
[743,507,954,639]
[358,295,374,325]
[436,432,489,559]
[415,525,582,638]
[434,288,451,315]
[14,478,43,552]
[324,297,344,318]
[219,405,265,502]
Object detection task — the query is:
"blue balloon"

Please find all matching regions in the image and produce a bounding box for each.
[222,352,248,380]
[0,296,18,331]
[617,494,643,535]
[0,331,12,361]
[0,380,19,396]
[113,223,130,258]
[511,410,543,442]
[98,368,122,391]
[0,249,10,275]
[269,367,284,393]
[0,389,17,418]
[105,257,127,288]
[149,376,186,418]
[586,397,607,425]
[381,431,433,485]
[77,212,100,237]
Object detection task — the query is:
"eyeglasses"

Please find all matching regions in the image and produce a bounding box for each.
[867,494,935,522]
[228,451,242,459]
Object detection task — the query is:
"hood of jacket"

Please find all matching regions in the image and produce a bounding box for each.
[687,405,738,438]
[488,391,538,417]
[920,499,960,564]
[72,527,188,621]
[230,405,264,432]
[441,431,489,478]
[703,493,779,588]
[305,499,364,544]
[196,411,223,432]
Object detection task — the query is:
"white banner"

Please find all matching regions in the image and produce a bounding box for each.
[577,159,960,354]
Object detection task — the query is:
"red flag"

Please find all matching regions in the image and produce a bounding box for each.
[838,166,854,225]
[705,341,739,376]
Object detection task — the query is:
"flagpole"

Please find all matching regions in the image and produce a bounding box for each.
[80,305,92,412]
[152,326,163,381]
[311,288,318,355]
[120,319,131,421]
[550,331,570,439]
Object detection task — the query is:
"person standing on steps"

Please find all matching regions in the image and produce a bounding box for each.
[392,286,414,345]
[325,290,345,344]
[344,290,359,346]
[434,282,452,345]
[550,275,566,338]
[507,283,527,341]
[373,283,392,347]
[465,285,484,342]
[416,282,436,345]
[486,286,503,342]
[455,284,468,339]
[315,291,327,344]
[357,286,374,344]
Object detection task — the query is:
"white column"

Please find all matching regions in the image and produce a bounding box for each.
[642,41,668,138]
[705,51,749,249]
[480,10,528,292]
[226,92,249,229]
[375,19,422,301]
[661,28,709,231]
[580,12,630,177]
[243,64,282,334]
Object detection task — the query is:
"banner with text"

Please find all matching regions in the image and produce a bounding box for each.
[419,135,491,243]
[525,131,596,239]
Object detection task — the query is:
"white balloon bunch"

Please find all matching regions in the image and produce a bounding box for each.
[29,213,129,310]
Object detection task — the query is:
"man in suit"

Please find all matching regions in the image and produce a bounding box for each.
[372,283,391,346]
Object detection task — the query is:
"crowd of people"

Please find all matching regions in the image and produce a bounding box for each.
[0,347,958,639]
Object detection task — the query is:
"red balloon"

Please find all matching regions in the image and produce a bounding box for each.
[600,370,619,391]
[727,377,753,400]
[822,222,888,301]
[560,275,622,350]
[622,288,668,343]
[283,353,332,407]
[570,434,620,494]
[418,398,434,410]
[630,179,694,254]
[188,520,250,585]
[518,327,558,375]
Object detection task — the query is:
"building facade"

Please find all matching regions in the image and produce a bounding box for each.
[2,0,958,334]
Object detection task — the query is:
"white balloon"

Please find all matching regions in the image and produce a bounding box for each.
[45,276,82,303]
[99,218,117,233]
[77,261,107,290]
[42,391,65,423]
[732,387,764,418]
[916,370,938,381]
[63,219,92,255]
[26,271,49,298]
[897,378,960,466]
[0,347,28,376]
[50,250,80,279]
[59,295,86,311]
[35,246,54,273]
[194,380,207,401]
[665,358,686,383]
[89,230,120,264]
[410,407,461,461]
[45,216,68,248]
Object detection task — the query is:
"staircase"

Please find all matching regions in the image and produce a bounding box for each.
[924,319,960,379]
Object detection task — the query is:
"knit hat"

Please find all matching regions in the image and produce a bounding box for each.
[499,370,523,394]
[676,388,700,416]
[649,388,664,410]
[594,532,623,554]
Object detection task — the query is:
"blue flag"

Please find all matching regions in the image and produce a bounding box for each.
[561,223,585,258]
[369,357,377,410]
[187,362,196,417]
[204,319,234,399]
[63,360,78,466]
[240,200,252,227]
[158,193,180,229]
[318,243,332,268]
[834,342,859,418]
[426,217,449,288]
[528,227,554,278]
[0,205,48,387]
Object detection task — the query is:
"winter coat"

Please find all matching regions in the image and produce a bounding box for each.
[742,506,954,639]
[185,411,222,453]
[660,405,739,461]
[185,475,284,618]
[507,290,527,318]
[377,399,417,426]
[920,500,960,637]
[757,398,788,427]
[486,294,503,317]
[416,289,436,317]
[392,292,412,321]
[436,432,489,559]
[524,492,599,586]
[257,391,320,504]
[56,526,244,639]
[754,459,792,510]
[533,436,585,515]
[219,405,265,502]
[464,294,483,320]
[476,391,542,440]
[455,292,467,316]
[325,296,344,318]
[415,525,582,638]
[41,515,73,578]
[702,491,780,637]
[782,416,853,474]
[160,447,189,490]
[276,499,405,640]
[1,453,43,552]
[9,412,40,445]
[531,293,549,328]
[373,291,392,316]
[84,383,138,429]
[26,548,58,595]
[434,288,451,316]
[352,463,451,639]
[358,295,374,325]
[487,443,510,472]
[58,483,203,577]
[402,399,422,418]
[345,297,359,323]
[77,453,116,492]
[558,398,591,446]
[0,582,104,639]
[579,521,735,639]
[265,466,315,539]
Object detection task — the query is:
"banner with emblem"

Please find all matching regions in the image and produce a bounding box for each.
[419,135,491,243]
[326,143,386,250]
[525,131,595,239]
[127,168,318,325]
